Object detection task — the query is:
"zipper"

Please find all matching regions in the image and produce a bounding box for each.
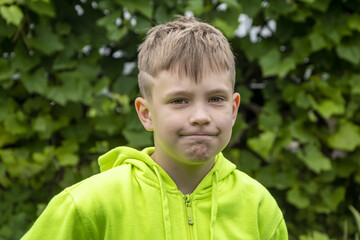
[184,194,194,225]
[184,194,194,240]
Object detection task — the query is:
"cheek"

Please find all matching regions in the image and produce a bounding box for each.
[217,112,234,131]
[155,113,183,131]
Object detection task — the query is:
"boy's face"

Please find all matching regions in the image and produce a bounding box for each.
[135,69,240,165]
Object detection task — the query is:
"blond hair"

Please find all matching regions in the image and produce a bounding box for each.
[137,16,235,99]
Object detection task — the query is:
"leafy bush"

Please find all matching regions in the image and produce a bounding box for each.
[0,0,359,239]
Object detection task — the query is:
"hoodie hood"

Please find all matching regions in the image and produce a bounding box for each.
[98,146,236,192]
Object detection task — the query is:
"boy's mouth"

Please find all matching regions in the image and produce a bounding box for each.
[179,131,219,137]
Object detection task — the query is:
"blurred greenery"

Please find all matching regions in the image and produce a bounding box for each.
[0,0,360,239]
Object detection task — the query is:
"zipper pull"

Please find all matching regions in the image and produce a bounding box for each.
[184,195,194,225]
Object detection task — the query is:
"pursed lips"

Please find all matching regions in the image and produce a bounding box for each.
[179,132,219,137]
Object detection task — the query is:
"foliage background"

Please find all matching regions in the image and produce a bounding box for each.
[0,0,359,239]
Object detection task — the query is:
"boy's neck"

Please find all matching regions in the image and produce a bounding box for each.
[151,152,215,195]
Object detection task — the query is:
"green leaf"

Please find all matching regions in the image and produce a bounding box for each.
[28,25,64,55]
[12,44,41,72]
[259,48,280,77]
[0,5,23,26]
[287,187,310,209]
[309,32,327,51]
[255,166,278,187]
[212,17,235,38]
[94,115,124,135]
[0,0,15,4]
[282,84,300,103]
[312,231,330,240]
[265,0,296,17]
[52,47,77,71]
[297,0,315,3]
[122,129,153,148]
[320,186,345,212]
[96,10,128,41]
[112,76,137,95]
[53,57,77,71]
[258,111,282,132]
[235,85,253,104]
[314,7,351,45]
[348,74,360,94]
[108,27,128,42]
[308,95,345,119]
[298,145,332,173]
[228,149,260,174]
[336,37,360,65]
[27,0,55,17]
[60,120,91,143]
[92,77,109,94]
[278,57,296,77]
[0,17,17,37]
[0,98,16,121]
[55,22,71,35]
[240,0,261,18]
[348,14,360,32]
[258,47,296,77]
[96,10,120,28]
[247,131,276,159]
[288,120,317,143]
[230,113,247,142]
[291,37,312,62]
[20,68,47,94]
[32,115,53,139]
[219,0,241,9]
[289,9,310,22]
[117,0,153,18]
[0,58,14,81]
[131,15,152,34]
[154,5,169,24]
[4,114,27,135]
[186,0,204,15]
[54,141,79,167]
[56,153,79,167]
[296,91,311,109]
[240,37,274,61]
[349,205,360,236]
[309,0,331,12]
[328,120,360,151]
[0,125,18,147]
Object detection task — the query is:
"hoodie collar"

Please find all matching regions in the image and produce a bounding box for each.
[98,146,236,193]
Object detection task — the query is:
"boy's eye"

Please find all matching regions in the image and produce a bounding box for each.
[170,98,188,104]
[209,96,224,103]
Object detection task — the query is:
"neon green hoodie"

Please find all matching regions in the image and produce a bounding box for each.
[21,147,287,240]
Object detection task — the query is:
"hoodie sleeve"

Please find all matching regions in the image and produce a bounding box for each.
[21,190,91,240]
[257,190,288,240]
[270,218,288,240]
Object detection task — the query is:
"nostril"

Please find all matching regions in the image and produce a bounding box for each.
[189,115,211,126]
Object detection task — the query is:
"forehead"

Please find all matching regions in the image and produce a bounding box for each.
[153,69,233,94]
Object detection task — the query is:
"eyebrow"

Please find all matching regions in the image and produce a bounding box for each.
[163,87,231,98]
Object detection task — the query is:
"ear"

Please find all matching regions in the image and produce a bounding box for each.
[135,97,154,131]
[231,93,241,126]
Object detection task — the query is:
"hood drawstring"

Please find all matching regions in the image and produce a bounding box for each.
[210,170,219,240]
[153,166,172,240]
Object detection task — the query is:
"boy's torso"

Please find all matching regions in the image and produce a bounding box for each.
[65,163,282,240]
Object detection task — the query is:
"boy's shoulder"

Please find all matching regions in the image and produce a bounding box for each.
[63,163,133,203]
[221,167,279,209]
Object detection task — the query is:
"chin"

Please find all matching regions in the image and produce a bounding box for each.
[182,144,216,164]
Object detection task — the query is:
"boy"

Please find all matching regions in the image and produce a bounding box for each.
[21,16,287,239]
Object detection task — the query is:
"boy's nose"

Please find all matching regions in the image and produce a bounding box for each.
[189,105,211,126]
